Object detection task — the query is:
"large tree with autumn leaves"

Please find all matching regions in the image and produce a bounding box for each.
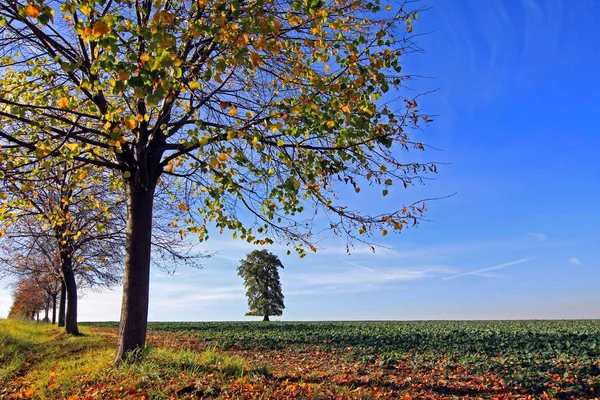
[0,0,438,362]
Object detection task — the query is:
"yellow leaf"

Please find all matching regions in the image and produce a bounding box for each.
[24,5,42,18]
[229,107,237,117]
[288,15,300,25]
[341,104,351,113]
[65,143,79,152]
[324,64,330,72]
[0,193,7,200]
[21,183,31,192]
[293,180,300,190]
[139,53,150,63]
[189,81,200,90]
[178,201,188,211]
[57,97,69,108]
[136,114,144,122]
[217,153,228,161]
[382,229,388,236]
[124,118,137,130]
[277,139,284,146]
[92,21,110,36]
[326,121,335,128]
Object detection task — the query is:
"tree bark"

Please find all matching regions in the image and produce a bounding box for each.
[43,303,49,322]
[114,181,155,364]
[51,293,57,324]
[58,280,66,327]
[61,252,79,335]
[263,314,270,322]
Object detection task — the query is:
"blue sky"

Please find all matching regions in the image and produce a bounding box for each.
[1,0,599,320]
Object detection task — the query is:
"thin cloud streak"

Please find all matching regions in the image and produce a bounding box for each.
[343,261,392,277]
[527,232,547,240]
[442,257,537,281]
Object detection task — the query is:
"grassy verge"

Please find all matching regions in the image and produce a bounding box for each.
[0,319,56,384]
[0,320,265,399]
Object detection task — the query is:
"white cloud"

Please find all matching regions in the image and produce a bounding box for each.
[289,263,452,288]
[569,257,581,265]
[442,257,537,281]
[527,232,547,240]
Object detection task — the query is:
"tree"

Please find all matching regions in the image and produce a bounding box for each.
[8,275,46,320]
[0,0,437,362]
[238,250,285,321]
[0,164,124,334]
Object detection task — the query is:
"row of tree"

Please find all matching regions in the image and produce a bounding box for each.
[0,0,437,364]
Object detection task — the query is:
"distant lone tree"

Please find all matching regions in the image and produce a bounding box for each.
[238,250,285,321]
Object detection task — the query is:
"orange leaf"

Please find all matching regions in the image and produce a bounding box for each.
[57,97,69,107]
[24,5,42,18]
[123,118,137,130]
[249,52,261,67]
[92,21,110,36]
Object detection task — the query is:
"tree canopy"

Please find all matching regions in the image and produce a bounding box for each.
[0,0,438,362]
[238,249,285,321]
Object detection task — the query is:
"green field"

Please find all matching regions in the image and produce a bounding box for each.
[84,320,600,398]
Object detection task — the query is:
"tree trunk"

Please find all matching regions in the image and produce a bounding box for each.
[31,310,35,320]
[263,314,270,322]
[51,294,57,324]
[43,304,49,322]
[61,253,79,335]
[58,280,66,327]
[114,181,155,364]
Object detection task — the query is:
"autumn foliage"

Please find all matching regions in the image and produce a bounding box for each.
[0,0,437,361]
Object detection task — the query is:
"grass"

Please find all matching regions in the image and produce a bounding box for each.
[0,319,267,399]
[0,319,56,384]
